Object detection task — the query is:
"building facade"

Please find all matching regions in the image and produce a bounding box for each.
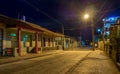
[0,15,64,57]
[109,18,120,63]
[0,14,78,57]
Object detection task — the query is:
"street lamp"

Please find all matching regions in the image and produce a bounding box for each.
[84,13,89,19]
[84,13,95,51]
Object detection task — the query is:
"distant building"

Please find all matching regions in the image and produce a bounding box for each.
[102,16,120,36]
[98,17,120,49]
[109,18,120,63]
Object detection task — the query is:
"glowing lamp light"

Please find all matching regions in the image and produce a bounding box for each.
[10,33,16,36]
[84,14,89,19]
[110,17,114,20]
[102,18,105,21]
[106,31,110,35]
[97,29,101,32]
[103,17,116,22]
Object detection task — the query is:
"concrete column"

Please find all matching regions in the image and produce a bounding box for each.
[18,28,21,56]
[35,32,38,53]
[40,33,43,53]
[68,39,70,48]
[45,38,48,47]
[52,36,55,47]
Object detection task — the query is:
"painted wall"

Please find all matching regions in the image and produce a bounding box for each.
[55,37,62,49]
[42,34,57,50]
[0,24,62,56]
[0,23,6,55]
[98,40,104,50]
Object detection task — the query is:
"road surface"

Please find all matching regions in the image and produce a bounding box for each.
[0,49,119,74]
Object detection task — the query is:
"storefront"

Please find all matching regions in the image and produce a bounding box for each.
[0,14,64,57]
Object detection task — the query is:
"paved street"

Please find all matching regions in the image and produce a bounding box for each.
[0,49,119,74]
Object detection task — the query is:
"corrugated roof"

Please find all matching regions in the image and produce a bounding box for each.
[0,14,64,37]
[20,21,54,34]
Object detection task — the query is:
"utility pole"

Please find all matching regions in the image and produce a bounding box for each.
[84,13,95,50]
[103,18,106,50]
[91,17,95,51]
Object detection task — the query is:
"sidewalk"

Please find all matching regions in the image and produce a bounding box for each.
[72,50,120,74]
[0,49,63,65]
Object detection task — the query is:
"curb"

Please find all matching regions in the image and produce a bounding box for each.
[0,50,63,65]
[116,63,120,71]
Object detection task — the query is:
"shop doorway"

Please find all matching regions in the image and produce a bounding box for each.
[23,35,32,53]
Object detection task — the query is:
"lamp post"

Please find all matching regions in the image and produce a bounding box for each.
[84,13,95,51]
[91,17,95,51]
[102,19,105,50]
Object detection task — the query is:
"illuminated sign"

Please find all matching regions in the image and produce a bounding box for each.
[10,33,16,36]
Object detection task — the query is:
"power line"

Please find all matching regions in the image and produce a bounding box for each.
[23,0,64,25]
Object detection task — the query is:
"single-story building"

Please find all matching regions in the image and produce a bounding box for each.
[0,14,79,57]
[0,14,64,57]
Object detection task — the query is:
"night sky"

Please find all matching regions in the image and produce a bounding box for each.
[0,0,120,40]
